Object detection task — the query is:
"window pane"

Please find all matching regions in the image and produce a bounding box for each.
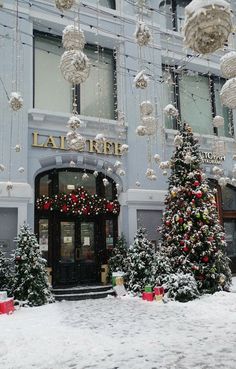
[99,0,115,8]
[222,186,236,211]
[224,220,236,257]
[161,69,176,129]
[80,222,95,261]
[105,180,113,200]
[159,1,173,30]
[34,36,71,113]
[106,219,114,250]
[179,74,213,135]
[60,222,75,262]
[39,174,50,196]
[58,171,96,194]
[176,0,191,31]
[214,79,232,138]
[80,49,115,119]
[39,219,49,262]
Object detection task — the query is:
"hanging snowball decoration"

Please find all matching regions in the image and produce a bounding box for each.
[135,181,141,187]
[134,70,149,89]
[164,104,179,118]
[120,144,129,155]
[146,168,157,181]
[103,178,109,187]
[220,52,236,79]
[212,166,222,176]
[184,153,192,164]
[55,0,74,11]
[174,134,183,146]
[213,115,224,128]
[14,144,21,152]
[0,164,5,171]
[218,177,228,187]
[18,167,24,173]
[183,0,233,55]
[9,92,23,111]
[134,21,152,47]
[162,170,168,176]
[82,173,89,181]
[114,160,122,169]
[93,171,98,177]
[69,160,76,168]
[6,181,13,191]
[159,161,170,170]
[107,167,113,174]
[67,115,81,130]
[220,78,236,109]
[95,133,106,143]
[212,140,226,156]
[62,25,85,51]
[136,125,146,136]
[140,101,153,116]
[231,178,236,186]
[60,50,90,85]
[154,154,161,163]
[66,131,86,151]
[118,169,126,176]
[142,116,156,136]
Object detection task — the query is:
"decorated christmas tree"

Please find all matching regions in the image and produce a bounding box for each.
[0,245,12,294]
[126,228,155,293]
[159,123,232,295]
[12,224,54,306]
[108,234,128,275]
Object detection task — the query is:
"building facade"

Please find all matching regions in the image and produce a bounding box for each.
[0,0,236,286]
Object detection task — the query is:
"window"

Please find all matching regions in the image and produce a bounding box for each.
[34,32,116,119]
[99,0,115,8]
[58,171,96,195]
[162,67,234,137]
[159,0,191,31]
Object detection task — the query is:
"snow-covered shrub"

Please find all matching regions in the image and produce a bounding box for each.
[164,273,199,303]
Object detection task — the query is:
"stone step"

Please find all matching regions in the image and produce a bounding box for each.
[54,289,115,301]
[53,284,113,295]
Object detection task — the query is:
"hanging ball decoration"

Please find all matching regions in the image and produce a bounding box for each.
[14,144,21,152]
[118,169,126,176]
[218,177,227,187]
[212,166,222,175]
[103,178,109,187]
[145,168,155,179]
[93,171,98,177]
[213,115,224,128]
[174,134,183,146]
[159,161,170,170]
[55,0,74,11]
[142,116,156,136]
[164,104,179,118]
[162,170,168,176]
[62,25,85,51]
[9,92,23,111]
[231,178,236,186]
[120,144,129,155]
[95,133,106,143]
[69,160,76,168]
[134,70,149,89]
[220,52,236,79]
[107,167,113,174]
[0,164,5,171]
[134,21,152,47]
[220,78,236,109]
[140,101,153,116]
[82,173,89,181]
[66,131,86,151]
[67,115,81,130]
[154,154,161,164]
[136,125,146,136]
[184,153,192,164]
[114,160,122,169]
[6,181,13,191]
[183,0,233,55]
[18,167,25,173]
[135,181,141,187]
[60,50,90,85]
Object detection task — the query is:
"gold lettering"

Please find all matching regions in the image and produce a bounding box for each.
[43,136,58,149]
[103,141,113,155]
[88,140,102,154]
[32,131,44,147]
[114,142,122,156]
[59,135,66,150]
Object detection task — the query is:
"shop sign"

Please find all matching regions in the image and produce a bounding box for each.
[32,131,122,156]
[200,151,225,164]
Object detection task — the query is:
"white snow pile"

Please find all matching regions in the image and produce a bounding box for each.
[1,278,236,369]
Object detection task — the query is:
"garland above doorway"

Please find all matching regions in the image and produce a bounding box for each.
[36,187,120,216]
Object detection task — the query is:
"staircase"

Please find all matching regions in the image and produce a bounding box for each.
[53,284,114,301]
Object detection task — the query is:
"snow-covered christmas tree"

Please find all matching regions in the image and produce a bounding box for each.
[0,245,12,295]
[159,123,232,295]
[126,228,155,293]
[108,234,128,275]
[12,224,54,306]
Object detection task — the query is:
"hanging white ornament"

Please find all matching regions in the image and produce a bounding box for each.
[60,50,90,85]
[134,21,152,47]
[103,178,109,187]
[162,170,168,176]
[93,171,98,177]
[67,115,81,130]
[118,169,126,176]
[134,70,149,89]
[136,125,146,136]
[62,25,85,51]
[159,161,170,170]
[142,116,156,136]
[6,181,13,191]
[140,101,153,116]
[69,160,76,168]
[220,78,236,109]
[115,183,120,190]
[174,134,183,146]
[14,144,21,152]
[55,0,74,11]
[183,0,233,55]
[154,154,161,164]
[114,160,122,169]
[213,115,224,128]
[18,167,24,173]
[0,164,5,172]
[231,178,236,186]
[135,181,141,187]
[220,52,236,79]
[95,133,106,143]
[218,177,227,187]
[9,92,23,111]
[66,131,86,151]
[107,167,113,174]
[184,153,192,164]
[145,168,156,180]
[212,166,222,176]
[164,104,179,118]
[82,173,89,181]
[120,144,129,155]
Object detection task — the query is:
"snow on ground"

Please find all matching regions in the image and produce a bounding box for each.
[1,279,236,369]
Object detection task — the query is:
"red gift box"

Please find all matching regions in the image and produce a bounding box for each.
[154,286,164,296]
[142,292,154,301]
[0,298,14,314]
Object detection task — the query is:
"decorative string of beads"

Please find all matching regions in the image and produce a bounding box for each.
[134,70,149,89]
[140,101,153,116]
[220,78,236,109]
[134,21,152,47]
[62,25,85,51]
[164,104,179,118]
[183,0,233,55]
[174,134,183,146]
[67,115,81,130]
[9,92,23,111]
[0,164,5,171]
[220,52,236,79]
[120,144,129,155]
[60,50,90,85]
[213,115,224,128]
[55,0,74,11]
[103,178,109,187]
[154,154,161,163]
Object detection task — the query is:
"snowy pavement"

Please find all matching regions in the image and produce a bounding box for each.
[1,281,236,369]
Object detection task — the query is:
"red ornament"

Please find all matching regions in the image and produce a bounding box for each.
[43,202,51,210]
[195,191,202,199]
[202,256,209,263]
[180,240,185,246]
[71,194,78,203]
[193,181,200,187]
[15,256,21,261]
[165,220,171,226]
[178,217,184,224]
[62,204,67,212]
[183,246,189,252]
[106,203,113,212]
